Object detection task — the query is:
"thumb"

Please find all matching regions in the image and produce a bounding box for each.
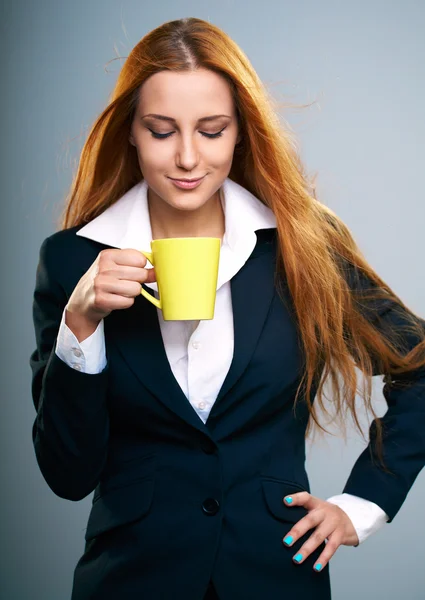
[284,491,318,510]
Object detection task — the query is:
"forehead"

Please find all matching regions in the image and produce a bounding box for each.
[137,69,235,118]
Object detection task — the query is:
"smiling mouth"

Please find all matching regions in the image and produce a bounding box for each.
[169,176,205,182]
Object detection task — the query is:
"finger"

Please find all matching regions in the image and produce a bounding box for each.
[287,519,336,567]
[144,266,156,283]
[100,266,155,283]
[282,509,324,548]
[113,248,151,267]
[311,529,343,573]
[101,278,146,298]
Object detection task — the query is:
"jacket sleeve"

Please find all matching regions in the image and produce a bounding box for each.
[341,262,425,523]
[29,236,110,501]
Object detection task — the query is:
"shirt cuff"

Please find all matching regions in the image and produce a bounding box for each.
[326,493,389,546]
[55,306,107,374]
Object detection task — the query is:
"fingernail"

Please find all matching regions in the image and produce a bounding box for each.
[314,563,322,572]
[285,496,293,504]
[294,553,303,563]
[283,535,293,546]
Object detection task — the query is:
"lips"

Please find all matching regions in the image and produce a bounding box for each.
[169,176,206,189]
[170,177,204,182]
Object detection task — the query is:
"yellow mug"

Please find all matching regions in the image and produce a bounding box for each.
[139,237,221,320]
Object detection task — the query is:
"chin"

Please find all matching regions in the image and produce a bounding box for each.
[167,196,208,212]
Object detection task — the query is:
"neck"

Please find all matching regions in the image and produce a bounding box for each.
[148,188,225,240]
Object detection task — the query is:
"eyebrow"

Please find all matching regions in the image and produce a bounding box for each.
[140,113,232,123]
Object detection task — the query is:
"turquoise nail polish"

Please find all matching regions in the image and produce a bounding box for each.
[314,563,322,572]
[285,496,293,504]
[294,553,303,563]
[283,535,293,545]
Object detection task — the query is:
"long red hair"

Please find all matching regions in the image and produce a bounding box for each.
[58,17,425,472]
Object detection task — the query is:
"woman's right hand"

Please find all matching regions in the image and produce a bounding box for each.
[65,248,156,340]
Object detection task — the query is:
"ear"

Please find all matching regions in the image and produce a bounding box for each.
[129,133,135,146]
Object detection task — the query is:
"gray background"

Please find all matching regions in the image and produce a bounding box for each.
[1,1,424,598]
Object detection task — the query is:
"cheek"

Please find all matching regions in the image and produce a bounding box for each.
[205,141,238,167]
[137,145,171,171]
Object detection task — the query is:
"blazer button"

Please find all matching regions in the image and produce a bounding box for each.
[200,439,216,454]
[202,498,220,516]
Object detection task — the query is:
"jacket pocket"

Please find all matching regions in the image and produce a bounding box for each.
[85,454,156,541]
[261,478,309,524]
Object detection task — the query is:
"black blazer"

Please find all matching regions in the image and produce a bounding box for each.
[30,225,425,600]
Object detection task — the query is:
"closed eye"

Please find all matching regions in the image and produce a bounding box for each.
[148,127,227,140]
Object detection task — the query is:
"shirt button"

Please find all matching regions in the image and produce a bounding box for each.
[198,401,206,410]
[72,363,82,371]
[192,341,201,350]
[72,348,82,358]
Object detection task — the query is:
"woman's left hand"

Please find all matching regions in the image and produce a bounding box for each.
[282,491,360,571]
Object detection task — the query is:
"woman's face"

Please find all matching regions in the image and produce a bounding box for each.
[129,68,241,213]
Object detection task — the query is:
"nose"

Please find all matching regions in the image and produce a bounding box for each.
[175,133,200,172]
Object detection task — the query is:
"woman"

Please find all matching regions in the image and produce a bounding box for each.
[29,17,425,600]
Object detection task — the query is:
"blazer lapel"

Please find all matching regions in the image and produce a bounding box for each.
[106,288,211,435]
[105,231,278,433]
[208,232,278,421]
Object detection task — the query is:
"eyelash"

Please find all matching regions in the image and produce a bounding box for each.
[147,127,226,140]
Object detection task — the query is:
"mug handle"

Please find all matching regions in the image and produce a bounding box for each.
[139,250,162,310]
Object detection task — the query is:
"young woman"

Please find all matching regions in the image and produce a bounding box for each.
[29,17,425,600]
